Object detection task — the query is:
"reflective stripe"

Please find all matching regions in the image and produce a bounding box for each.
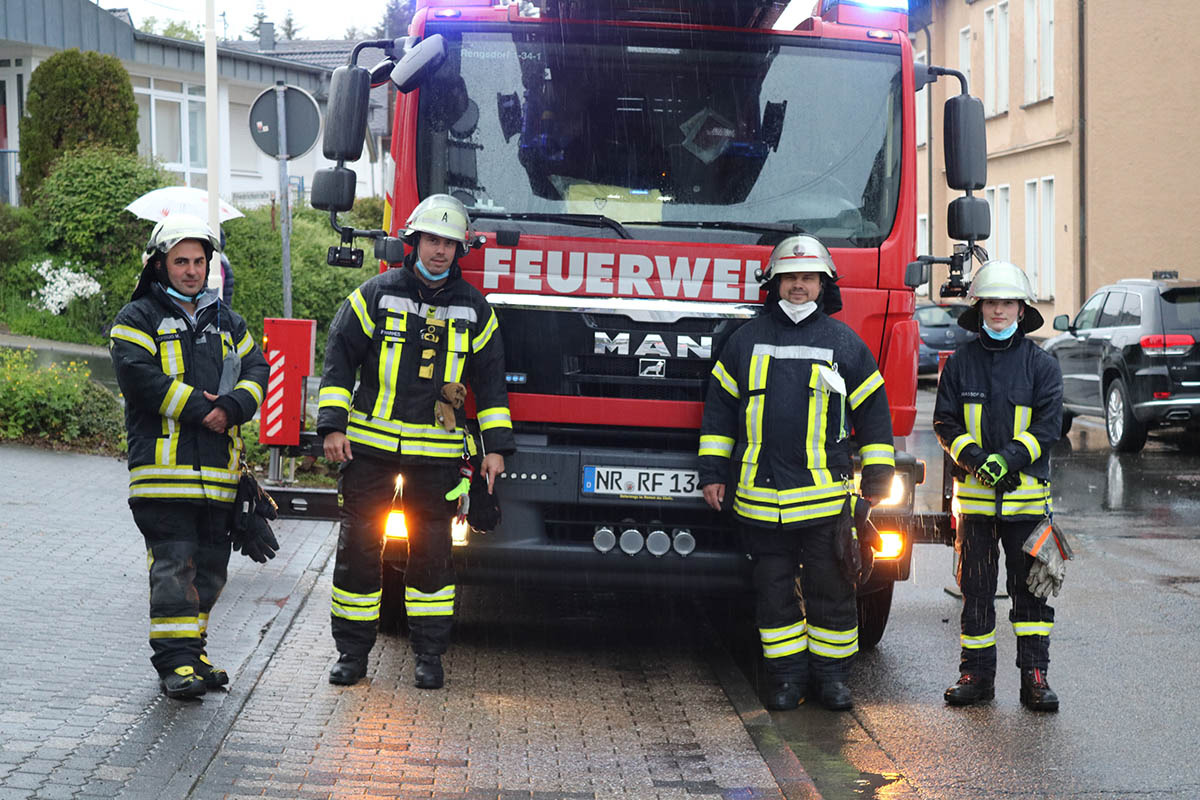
[149,616,200,639]
[950,433,976,461]
[760,621,808,658]
[964,403,983,444]
[849,370,884,410]
[331,586,381,622]
[111,324,155,353]
[198,612,209,634]
[155,417,179,465]
[808,625,859,659]
[349,289,375,338]
[346,426,400,452]
[698,435,734,458]
[477,406,512,432]
[445,321,470,382]
[750,344,833,362]
[234,378,264,406]
[130,464,239,503]
[373,312,406,417]
[859,443,895,467]
[405,585,456,617]
[158,379,192,419]
[129,483,237,502]
[319,386,352,412]
[131,465,240,483]
[158,334,183,377]
[1015,430,1042,461]
[1013,404,1032,435]
[472,309,499,352]
[806,364,830,471]
[961,629,996,649]
[711,360,739,398]
[236,331,255,357]
[1013,621,1053,637]
[379,296,478,323]
[738,352,769,491]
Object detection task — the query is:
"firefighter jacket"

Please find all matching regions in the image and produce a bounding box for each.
[110,284,268,505]
[698,304,896,529]
[316,261,516,462]
[933,334,1063,519]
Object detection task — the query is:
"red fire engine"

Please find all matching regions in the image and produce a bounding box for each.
[282,0,990,646]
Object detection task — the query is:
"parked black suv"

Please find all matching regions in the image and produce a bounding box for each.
[1043,273,1200,452]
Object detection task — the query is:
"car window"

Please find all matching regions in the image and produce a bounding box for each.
[1160,287,1200,330]
[1097,291,1125,328]
[1119,292,1143,327]
[916,306,957,326]
[1074,292,1107,331]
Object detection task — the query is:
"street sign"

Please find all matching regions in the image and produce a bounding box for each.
[248,84,321,160]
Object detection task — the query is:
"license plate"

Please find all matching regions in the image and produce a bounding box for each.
[581,465,702,499]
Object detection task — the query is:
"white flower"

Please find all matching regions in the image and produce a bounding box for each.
[30,259,102,315]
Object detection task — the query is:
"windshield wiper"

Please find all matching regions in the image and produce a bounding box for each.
[624,220,805,236]
[469,211,633,240]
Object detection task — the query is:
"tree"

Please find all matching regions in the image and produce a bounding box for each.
[245,1,268,37]
[344,25,364,41]
[370,0,415,39]
[138,16,159,34]
[279,10,302,40]
[17,49,140,201]
[161,20,202,41]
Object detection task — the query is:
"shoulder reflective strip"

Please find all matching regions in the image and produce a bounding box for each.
[349,289,376,338]
[472,309,499,352]
[950,432,977,461]
[1015,430,1042,461]
[760,620,807,642]
[964,403,983,443]
[711,361,739,398]
[849,370,884,410]
[751,344,834,362]
[806,365,829,470]
[111,325,156,353]
[236,331,255,357]
[1013,404,1032,435]
[234,379,264,406]
[158,380,193,418]
[346,426,400,451]
[319,386,352,411]
[477,407,512,431]
[859,443,896,467]
[698,435,734,458]
[961,629,997,648]
[1012,621,1054,636]
[373,313,405,417]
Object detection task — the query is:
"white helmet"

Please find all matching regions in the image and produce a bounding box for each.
[402,194,471,254]
[960,260,1044,333]
[145,213,221,257]
[762,235,837,281]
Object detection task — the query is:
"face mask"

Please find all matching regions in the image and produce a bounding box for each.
[415,258,448,283]
[983,319,1019,340]
[778,299,817,323]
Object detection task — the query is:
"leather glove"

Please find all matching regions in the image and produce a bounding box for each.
[1023,519,1073,599]
[833,498,861,587]
[231,469,280,563]
[233,515,279,563]
[994,471,1022,495]
[852,496,881,587]
[975,453,1009,487]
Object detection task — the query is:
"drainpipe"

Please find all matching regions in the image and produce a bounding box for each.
[1077,0,1087,305]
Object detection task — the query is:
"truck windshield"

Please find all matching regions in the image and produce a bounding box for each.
[415,26,903,248]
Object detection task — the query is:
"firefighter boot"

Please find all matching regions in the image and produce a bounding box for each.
[414,654,444,690]
[1020,668,1059,712]
[944,673,995,706]
[160,665,206,699]
[197,654,229,690]
[816,681,853,711]
[329,653,368,686]
[765,681,804,711]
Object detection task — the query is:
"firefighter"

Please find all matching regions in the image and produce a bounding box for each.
[699,235,896,711]
[109,214,269,699]
[318,194,515,689]
[934,260,1063,712]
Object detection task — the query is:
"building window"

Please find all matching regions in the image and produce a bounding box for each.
[1024,0,1054,103]
[986,184,1011,262]
[133,75,206,186]
[959,27,972,95]
[1025,176,1055,299]
[984,3,1009,116]
[230,102,260,174]
[915,50,928,147]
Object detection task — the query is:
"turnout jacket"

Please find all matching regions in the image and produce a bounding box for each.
[317,261,516,462]
[110,285,268,505]
[698,304,896,529]
[933,334,1063,518]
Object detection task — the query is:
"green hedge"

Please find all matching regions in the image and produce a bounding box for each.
[0,349,124,454]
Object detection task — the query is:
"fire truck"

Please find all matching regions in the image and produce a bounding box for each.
[278,0,990,647]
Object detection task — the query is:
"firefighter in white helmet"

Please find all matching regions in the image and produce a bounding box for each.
[933,260,1064,711]
[110,213,270,699]
[698,235,896,711]
[318,194,515,689]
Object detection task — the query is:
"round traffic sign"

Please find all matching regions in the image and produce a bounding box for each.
[248,84,322,160]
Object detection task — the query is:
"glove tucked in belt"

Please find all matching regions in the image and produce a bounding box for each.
[1022,518,1073,598]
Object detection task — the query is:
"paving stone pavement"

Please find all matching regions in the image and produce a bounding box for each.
[0,444,803,799]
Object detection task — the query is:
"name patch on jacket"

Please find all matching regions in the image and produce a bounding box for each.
[960,390,987,400]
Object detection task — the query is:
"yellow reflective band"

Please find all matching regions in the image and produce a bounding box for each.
[234,379,264,406]
[332,586,382,604]
[477,406,513,432]
[131,465,240,483]
[961,629,997,649]
[373,312,406,417]
[859,443,895,467]
[1015,430,1042,461]
[156,417,179,465]
[149,617,201,639]
[331,602,380,622]
[760,621,807,643]
[346,426,400,452]
[347,411,464,440]
[319,386,352,411]
[472,310,499,352]
[1013,404,1032,434]
[236,331,255,357]
[405,585,456,617]
[849,370,884,410]
[159,380,193,419]
[950,433,977,461]
[762,635,808,658]
[777,482,850,503]
[349,289,376,338]
[964,403,983,444]
[1013,621,1054,637]
[401,441,463,458]
[711,360,739,398]
[698,435,734,458]
[111,324,156,354]
[806,364,829,470]
[732,498,780,523]
[198,612,209,634]
[808,625,859,659]
[779,498,847,525]
[159,337,183,377]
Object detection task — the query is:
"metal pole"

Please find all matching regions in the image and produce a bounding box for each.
[205,0,221,290]
[275,81,293,318]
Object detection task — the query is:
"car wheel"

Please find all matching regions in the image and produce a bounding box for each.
[1061,412,1074,437]
[1105,378,1148,453]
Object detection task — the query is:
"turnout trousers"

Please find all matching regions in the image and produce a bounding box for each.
[131,501,232,676]
[742,521,859,686]
[956,515,1054,675]
[331,456,459,657]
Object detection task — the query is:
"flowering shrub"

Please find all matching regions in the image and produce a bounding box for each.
[30,258,102,314]
[0,349,124,453]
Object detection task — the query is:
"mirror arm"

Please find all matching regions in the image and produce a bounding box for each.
[349,39,394,66]
[924,64,970,96]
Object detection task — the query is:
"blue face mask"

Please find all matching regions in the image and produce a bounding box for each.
[983,319,1019,340]
[414,258,449,283]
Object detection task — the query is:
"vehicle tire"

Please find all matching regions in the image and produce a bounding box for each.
[1061,412,1074,436]
[856,583,894,650]
[1105,378,1148,453]
[378,564,410,636]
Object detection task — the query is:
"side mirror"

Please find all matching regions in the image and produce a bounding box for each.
[947,195,990,242]
[905,259,930,288]
[391,34,448,94]
[323,65,371,162]
[374,236,406,265]
[944,94,986,191]
[1053,314,1070,332]
[311,166,357,213]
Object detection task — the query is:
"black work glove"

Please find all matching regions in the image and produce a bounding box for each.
[994,471,1021,494]
[231,470,280,562]
[853,496,881,587]
[833,498,861,587]
[233,515,279,563]
[466,468,502,532]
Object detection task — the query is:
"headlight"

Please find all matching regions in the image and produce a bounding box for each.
[853,473,910,509]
